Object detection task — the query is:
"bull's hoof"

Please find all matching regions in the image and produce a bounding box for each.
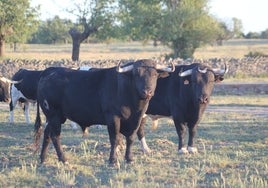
[142,147,152,155]
[125,156,134,164]
[151,124,158,130]
[82,128,89,137]
[187,146,198,154]
[63,161,70,165]
[109,160,120,169]
[178,147,189,154]
[140,138,151,155]
[40,157,46,164]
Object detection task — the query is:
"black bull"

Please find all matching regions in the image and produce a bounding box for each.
[137,63,228,154]
[34,59,174,165]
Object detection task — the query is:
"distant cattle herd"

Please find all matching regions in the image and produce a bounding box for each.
[1,56,265,166]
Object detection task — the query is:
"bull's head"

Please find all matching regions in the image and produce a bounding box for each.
[117,59,175,100]
[0,77,22,102]
[179,63,228,104]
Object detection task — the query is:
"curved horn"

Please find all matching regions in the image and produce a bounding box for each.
[212,62,228,75]
[179,69,193,77]
[0,77,22,84]
[198,66,207,74]
[116,61,134,73]
[156,62,175,72]
[10,80,23,84]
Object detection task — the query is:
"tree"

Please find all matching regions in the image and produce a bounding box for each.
[215,21,233,45]
[0,0,39,55]
[231,17,243,38]
[30,16,73,44]
[118,0,223,59]
[67,0,116,61]
[260,29,268,39]
[118,0,162,42]
[245,32,260,39]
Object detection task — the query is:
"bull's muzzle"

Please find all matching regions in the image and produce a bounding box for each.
[199,94,209,104]
[142,89,153,99]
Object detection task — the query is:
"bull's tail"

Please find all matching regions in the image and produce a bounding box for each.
[33,101,42,153]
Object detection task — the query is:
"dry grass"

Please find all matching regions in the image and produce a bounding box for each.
[195,39,268,59]
[4,42,171,61]
[3,39,268,61]
[0,95,267,187]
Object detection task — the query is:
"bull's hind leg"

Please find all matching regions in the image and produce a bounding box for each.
[40,116,66,164]
[40,122,51,163]
[9,98,17,123]
[137,117,152,154]
[50,117,67,163]
[24,101,31,124]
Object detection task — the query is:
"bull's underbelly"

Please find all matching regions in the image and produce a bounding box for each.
[63,108,106,126]
[146,106,171,117]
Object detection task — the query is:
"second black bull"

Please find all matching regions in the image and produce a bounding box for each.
[138,63,228,154]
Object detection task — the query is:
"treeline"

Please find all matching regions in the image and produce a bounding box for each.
[244,30,268,39]
[1,0,267,60]
[27,16,268,45]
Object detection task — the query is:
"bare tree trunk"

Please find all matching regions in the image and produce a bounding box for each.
[71,39,81,61]
[0,35,5,57]
[69,23,98,61]
[69,29,82,61]
[13,42,17,52]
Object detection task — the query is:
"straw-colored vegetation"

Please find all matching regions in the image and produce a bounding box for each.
[3,39,268,60]
[0,95,267,187]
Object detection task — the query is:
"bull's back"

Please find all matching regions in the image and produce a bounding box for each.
[39,67,117,125]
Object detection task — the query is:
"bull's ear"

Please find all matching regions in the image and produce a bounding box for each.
[158,71,170,78]
[215,75,224,83]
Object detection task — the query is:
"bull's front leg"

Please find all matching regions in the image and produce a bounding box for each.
[187,123,198,154]
[136,116,151,154]
[107,117,121,166]
[125,134,136,163]
[174,119,188,154]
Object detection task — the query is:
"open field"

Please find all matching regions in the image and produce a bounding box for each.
[4,41,170,61]
[0,95,267,187]
[1,39,268,83]
[195,39,268,59]
[3,39,268,60]
[0,39,267,187]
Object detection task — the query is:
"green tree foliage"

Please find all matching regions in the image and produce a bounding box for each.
[215,21,233,45]
[260,29,268,39]
[67,0,117,61]
[30,16,73,44]
[118,0,223,59]
[231,17,243,38]
[0,0,39,55]
[245,32,261,39]
[118,0,162,41]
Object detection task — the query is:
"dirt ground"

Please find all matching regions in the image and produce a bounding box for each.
[214,83,268,95]
[207,105,268,118]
